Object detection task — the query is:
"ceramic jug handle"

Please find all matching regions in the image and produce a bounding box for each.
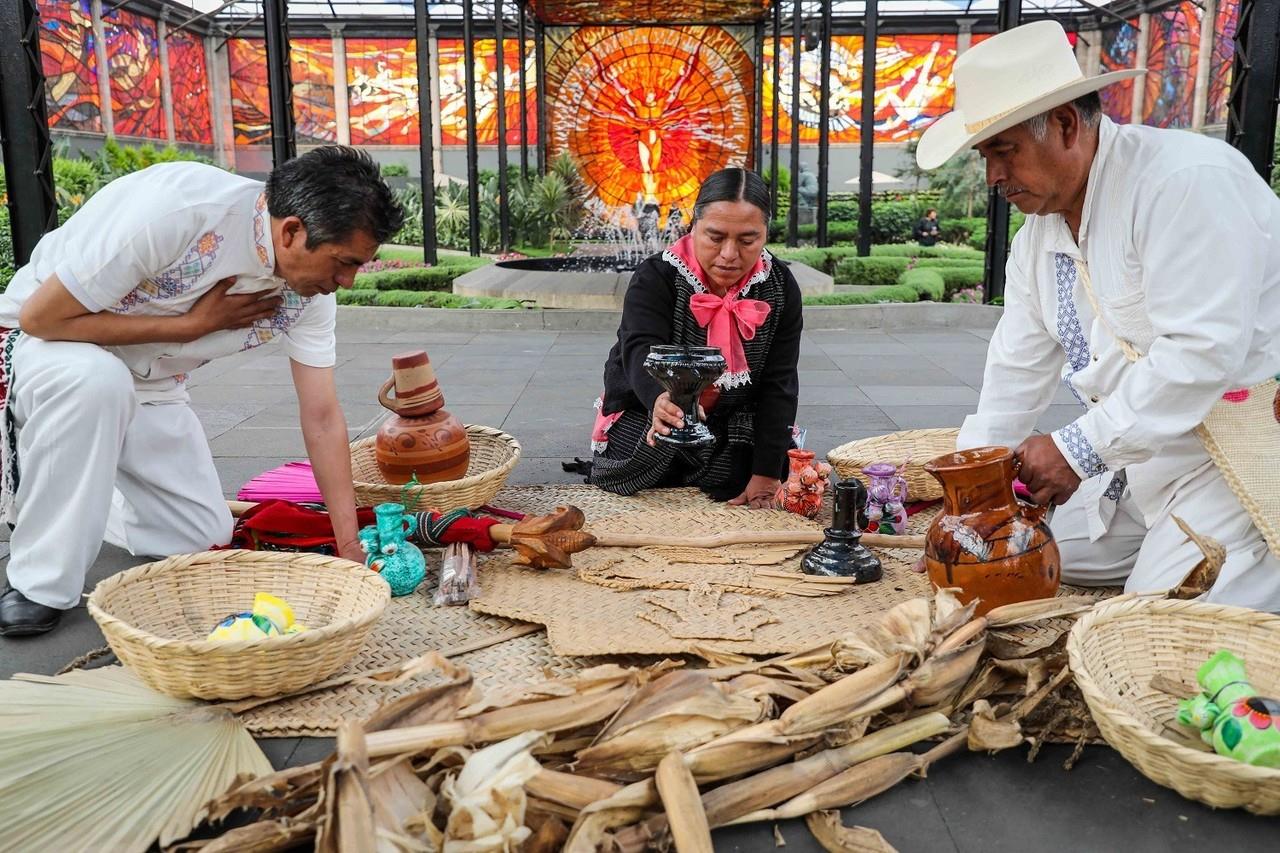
[1020,500,1051,525]
[378,376,398,410]
[401,512,418,539]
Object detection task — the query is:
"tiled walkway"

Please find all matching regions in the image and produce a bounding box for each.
[2,318,1274,851]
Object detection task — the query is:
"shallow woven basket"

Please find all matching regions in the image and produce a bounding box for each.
[827,428,958,502]
[1067,596,1280,814]
[351,424,521,512]
[88,550,389,700]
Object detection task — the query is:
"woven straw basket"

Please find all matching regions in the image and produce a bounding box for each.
[88,550,389,700]
[827,428,958,502]
[1067,596,1280,814]
[351,424,520,511]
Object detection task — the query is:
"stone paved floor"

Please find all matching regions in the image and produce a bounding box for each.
[1,319,1275,851]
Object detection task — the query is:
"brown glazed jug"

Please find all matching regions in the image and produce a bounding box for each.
[922,446,1060,615]
[374,350,471,485]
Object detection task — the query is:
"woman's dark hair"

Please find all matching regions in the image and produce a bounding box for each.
[691,168,771,226]
[265,146,405,248]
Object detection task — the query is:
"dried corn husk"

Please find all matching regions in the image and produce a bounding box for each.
[655,752,713,853]
[576,670,767,779]
[805,811,898,853]
[1168,516,1225,599]
[369,758,439,851]
[440,730,547,852]
[317,721,377,853]
[982,596,1098,628]
[0,667,272,853]
[458,664,649,717]
[564,779,659,853]
[966,700,1025,752]
[777,654,906,735]
[525,769,622,815]
[730,752,925,824]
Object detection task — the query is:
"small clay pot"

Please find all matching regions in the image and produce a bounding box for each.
[375,410,471,485]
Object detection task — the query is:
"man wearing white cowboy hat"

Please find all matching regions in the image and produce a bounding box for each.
[920,21,1280,611]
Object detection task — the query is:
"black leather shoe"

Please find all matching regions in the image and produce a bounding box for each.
[0,586,62,636]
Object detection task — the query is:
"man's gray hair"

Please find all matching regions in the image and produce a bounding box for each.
[1022,91,1103,142]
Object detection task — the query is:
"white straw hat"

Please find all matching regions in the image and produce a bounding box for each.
[916,21,1146,170]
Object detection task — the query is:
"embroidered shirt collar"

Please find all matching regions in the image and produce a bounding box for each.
[252,192,284,282]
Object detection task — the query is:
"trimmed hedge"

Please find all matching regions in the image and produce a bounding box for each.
[803,267,947,306]
[870,244,984,261]
[834,256,907,287]
[337,288,523,309]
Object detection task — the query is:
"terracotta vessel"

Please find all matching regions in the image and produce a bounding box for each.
[642,345,726,447]
[922,446,1060,615]
[375,350,470,485]
[775,449,832,519]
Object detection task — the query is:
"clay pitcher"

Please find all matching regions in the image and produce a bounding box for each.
[374,350,470,485]
[922,446,1060,615]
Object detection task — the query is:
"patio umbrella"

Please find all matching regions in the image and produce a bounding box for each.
[0,666,272,852]
[842,171,906,188]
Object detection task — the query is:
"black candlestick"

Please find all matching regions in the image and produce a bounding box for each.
[802,478,882,582]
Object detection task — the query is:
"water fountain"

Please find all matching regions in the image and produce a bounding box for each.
[452,195,833,309]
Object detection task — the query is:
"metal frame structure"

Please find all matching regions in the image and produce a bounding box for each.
[0,0,57,267]
[4,0,1279,266]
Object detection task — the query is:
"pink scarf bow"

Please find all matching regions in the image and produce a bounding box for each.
[689,291,771,383]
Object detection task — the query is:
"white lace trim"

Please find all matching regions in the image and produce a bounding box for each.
[591,439,610,453]
[715,369,753,390]
[660,247,774,300]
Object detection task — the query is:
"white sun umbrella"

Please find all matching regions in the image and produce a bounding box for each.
[843,171,906,188]
[0,666,273,853]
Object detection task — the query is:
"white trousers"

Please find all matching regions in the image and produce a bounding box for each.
[5,337,232,610]
[1053,460,1280,612]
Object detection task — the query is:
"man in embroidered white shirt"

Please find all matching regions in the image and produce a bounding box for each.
[0,146,403,636]
[916,22,1280,611]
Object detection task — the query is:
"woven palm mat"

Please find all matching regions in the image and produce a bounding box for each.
[471,485,1117,657]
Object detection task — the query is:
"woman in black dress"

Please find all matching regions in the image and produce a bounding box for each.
[587,169,802,507]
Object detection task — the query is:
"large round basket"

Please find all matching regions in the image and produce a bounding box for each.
[351,424,520,512]
[1067,596,1280,814]
[87,550,389,700]
[827,428,958,502]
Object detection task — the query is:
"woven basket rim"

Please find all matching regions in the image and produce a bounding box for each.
[87,549,389,656]
[351,424,521,491]
[1067,595,1280,783]
[828,427,960,460]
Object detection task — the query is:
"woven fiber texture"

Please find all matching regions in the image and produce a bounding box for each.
[827,428,959,502]
[1067,596,1280,814]
[470,495,1110,656]
[351,425,520,512]
[87,550,389,701]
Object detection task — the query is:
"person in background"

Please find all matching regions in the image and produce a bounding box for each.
[913,208,941,246]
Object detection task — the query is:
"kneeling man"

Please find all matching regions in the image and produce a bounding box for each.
[917,23,1280,610]
[0,146,403,635]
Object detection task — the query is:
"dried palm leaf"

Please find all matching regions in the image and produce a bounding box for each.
[655,752,714,853]
[440,730,547,851]
[805,811,897,853]
[0,667,272,853]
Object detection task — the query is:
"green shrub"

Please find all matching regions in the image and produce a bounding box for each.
[939,217,986,244]
[897,268,947,301]
[0,207,12,292]
[337,289,379,306]
[933,266,985,297]
[355,259,490,292]
[380,163,409,177]
[834,256,908,287]
[870,244,984,261]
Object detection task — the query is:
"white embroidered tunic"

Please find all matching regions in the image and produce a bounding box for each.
[958,117,1280,538]
[0,162,337,403]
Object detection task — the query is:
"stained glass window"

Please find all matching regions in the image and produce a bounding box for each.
[438,39,538,145]
[102,7,165,138]
[229,39,271,145]
[293,38,338,144]
[1142,1,1200,128]
[346,39,420,145]
[762,34,956,144]
[546,26,754,217]
[1205,0,1239,126]
[1098,20,1140,123]
[36,0,101,133]
[167,29,212,144]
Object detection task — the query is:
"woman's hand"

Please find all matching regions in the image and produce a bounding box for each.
[338,537,367,565]
[646,391,705,446]
[728,475,781,509]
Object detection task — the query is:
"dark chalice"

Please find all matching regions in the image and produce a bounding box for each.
[643,345,726,448]
[802,478,883,582]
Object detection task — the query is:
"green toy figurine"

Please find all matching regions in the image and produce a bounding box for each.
[1176,649,1280,768]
